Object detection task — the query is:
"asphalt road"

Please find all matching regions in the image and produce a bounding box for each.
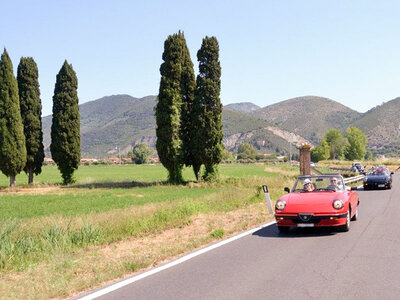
[90,174,400,300]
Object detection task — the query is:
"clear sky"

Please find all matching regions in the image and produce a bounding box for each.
[1,0,400,116]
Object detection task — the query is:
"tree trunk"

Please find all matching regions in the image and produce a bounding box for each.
[28,168,34,184]
[193,164,201,182]
[10,175,16,187]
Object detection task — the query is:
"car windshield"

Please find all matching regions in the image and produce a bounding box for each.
[369,167,389,175]
[292,175,345,192]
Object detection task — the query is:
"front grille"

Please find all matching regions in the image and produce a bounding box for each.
[292,216,321,224]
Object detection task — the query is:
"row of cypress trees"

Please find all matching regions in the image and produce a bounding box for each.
[0,49,80,186]
[156,32,223,183]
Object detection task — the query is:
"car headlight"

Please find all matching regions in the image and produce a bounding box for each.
[275,200,286,210]
[332,199,344,209]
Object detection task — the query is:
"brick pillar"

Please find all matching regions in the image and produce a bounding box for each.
[299,144,312,175]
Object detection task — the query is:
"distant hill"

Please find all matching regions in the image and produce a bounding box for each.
[224,102,260,113]
[42,94,400,158]
[251,96,362,144]
[353,97,400,155]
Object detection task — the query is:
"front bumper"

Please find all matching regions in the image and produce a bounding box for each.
[275,212,348,227]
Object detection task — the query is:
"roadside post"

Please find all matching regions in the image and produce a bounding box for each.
[262,184,273,214]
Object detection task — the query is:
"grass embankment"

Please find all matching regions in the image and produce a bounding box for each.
[0,164,296,299]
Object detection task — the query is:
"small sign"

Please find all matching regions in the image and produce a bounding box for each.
[262,184,273,214]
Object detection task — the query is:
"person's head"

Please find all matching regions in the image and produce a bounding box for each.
[330,177,338,186]
[303,178,314,191]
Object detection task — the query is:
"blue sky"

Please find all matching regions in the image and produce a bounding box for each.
[1,0,400,116]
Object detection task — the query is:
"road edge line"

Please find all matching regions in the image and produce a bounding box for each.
[77,220,276,299]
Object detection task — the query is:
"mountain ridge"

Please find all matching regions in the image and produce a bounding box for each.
[42,94,400,157]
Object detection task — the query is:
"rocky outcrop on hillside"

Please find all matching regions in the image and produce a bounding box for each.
[265,126,313,147]
[223,131,256,151]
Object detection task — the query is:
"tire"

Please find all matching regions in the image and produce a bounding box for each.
[363,185,368,190]
[277,226,290,233]
[339,210,351,232]
[351,206,358,221]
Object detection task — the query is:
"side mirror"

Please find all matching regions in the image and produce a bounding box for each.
[284,187,290,193]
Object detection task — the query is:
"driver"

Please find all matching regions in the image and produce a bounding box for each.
[303,178,315,192]
[327,176,342,191]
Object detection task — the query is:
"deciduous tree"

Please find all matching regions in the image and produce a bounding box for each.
[131,142,151,164]
[325,129,347,160]
[345,126,367,160]
[237,143,258,160]
[311,136,330,162]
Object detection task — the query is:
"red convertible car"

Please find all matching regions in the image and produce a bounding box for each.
[275,175,359,233]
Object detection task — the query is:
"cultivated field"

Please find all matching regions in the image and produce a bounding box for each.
[0,163,297,299]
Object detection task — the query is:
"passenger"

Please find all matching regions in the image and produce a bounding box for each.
[303,178,315,192]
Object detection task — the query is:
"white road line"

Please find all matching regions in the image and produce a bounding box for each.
[77,221,276,300]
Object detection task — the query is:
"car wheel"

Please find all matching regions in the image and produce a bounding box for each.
[351,206,358,221]
[388,183,392,189]
[277,226,290,233]
[363,185,368,190]
[339,211,350,232]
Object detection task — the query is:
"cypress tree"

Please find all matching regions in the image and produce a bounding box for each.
[17,57,44,184]
[0,49,27,187]
[193,37,224,181]
[156,32,186,184]
[50,61,80,184]
[179,34,198,180]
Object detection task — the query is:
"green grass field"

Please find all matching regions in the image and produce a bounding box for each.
[0,163,285,187]
[0,164,284,219]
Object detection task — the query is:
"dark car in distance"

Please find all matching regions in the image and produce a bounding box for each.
[351,162,364,173]
[363,166,393,190]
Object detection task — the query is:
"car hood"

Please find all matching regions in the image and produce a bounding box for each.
[365,175,389,183]
[279,192,347,214]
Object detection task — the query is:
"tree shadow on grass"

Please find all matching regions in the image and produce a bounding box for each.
[66,180,169,189]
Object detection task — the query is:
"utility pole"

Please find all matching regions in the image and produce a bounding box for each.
[116,145,121,165]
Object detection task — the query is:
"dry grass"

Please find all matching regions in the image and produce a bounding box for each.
[0,203,273,299]
[0,185,65,195]
[317,159,399,172]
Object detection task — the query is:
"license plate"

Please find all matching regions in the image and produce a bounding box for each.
[378,184,385,188]
[297,223,314,227]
